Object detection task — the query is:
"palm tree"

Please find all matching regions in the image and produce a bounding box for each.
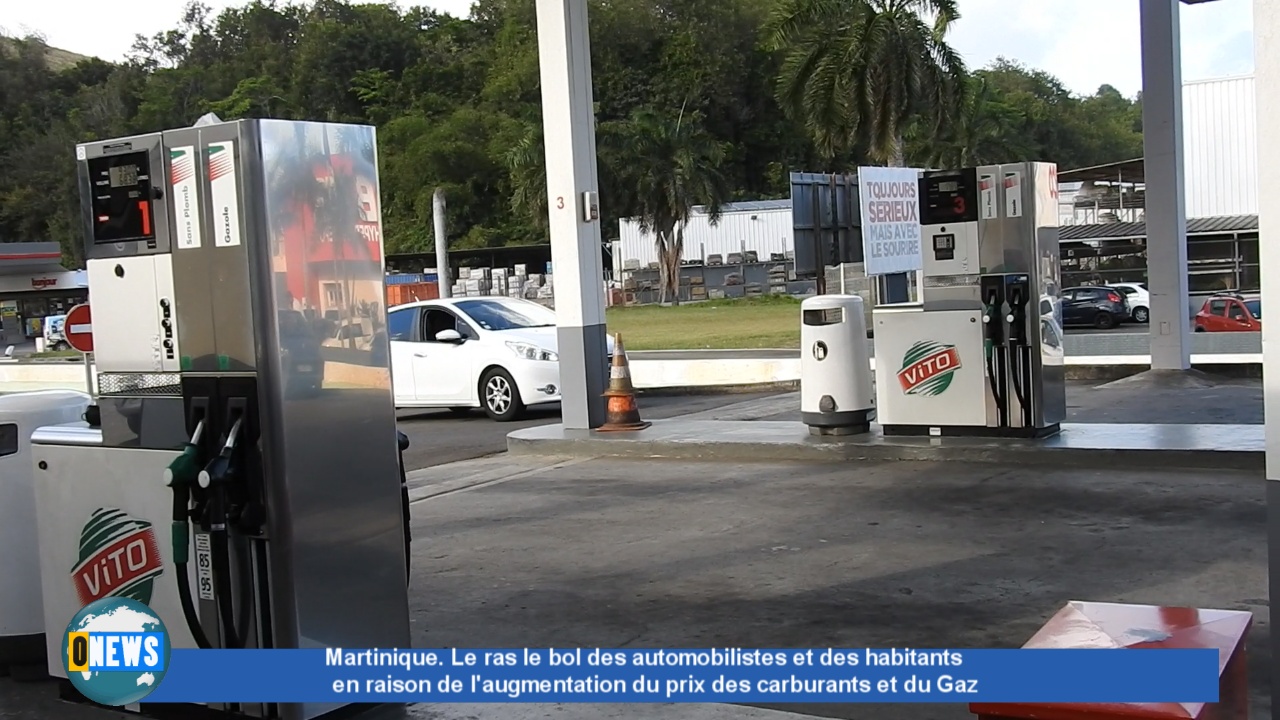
[768,0,968,167]
[909,76,1027,168]
[610,107,730,304]
[505,125,549,234]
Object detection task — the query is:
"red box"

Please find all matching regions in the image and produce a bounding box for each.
[970,601,1251,720]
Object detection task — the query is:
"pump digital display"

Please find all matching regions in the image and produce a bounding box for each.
[919,168,979,226]
[109,164,139,188]
[87,150,156,245]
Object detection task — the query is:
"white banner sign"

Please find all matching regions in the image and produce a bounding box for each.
[858,167,923,276]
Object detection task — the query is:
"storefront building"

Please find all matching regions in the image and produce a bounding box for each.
[0,242,88,347]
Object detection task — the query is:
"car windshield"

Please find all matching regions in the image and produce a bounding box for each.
[455,299,557,331]
[1247,300,1261,319]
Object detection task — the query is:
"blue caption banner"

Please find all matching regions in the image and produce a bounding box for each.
[143,648,1220,704]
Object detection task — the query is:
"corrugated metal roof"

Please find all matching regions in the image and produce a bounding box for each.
[1058,158,1145,184]
[691,198,791,214]
[1059,214,1258,241]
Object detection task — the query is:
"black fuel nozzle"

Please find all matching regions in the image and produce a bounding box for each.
[198,417,243,494]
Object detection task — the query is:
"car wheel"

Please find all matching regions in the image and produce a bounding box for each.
[1132,306,1149,323]
[1195,325,1206,333]
[1093,312,1116,330]
[480,368,524,422]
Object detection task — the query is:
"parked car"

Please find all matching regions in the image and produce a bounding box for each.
[1194,293,1261,333]
[42,314,68,350]
[1107,282,1150,323]
[1059,286,1130,330]
[278,310,325,395]
[388,297,615,421]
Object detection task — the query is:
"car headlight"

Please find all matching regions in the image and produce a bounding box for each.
[506,341,558,362]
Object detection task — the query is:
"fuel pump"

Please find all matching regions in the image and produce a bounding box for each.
[32,118,413,720]
[873,162,1066,438]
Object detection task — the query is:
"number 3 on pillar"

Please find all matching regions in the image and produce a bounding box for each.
[556,196,565,209]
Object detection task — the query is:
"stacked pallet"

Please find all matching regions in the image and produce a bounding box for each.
[768,264,789,294]
[688,275,707,301]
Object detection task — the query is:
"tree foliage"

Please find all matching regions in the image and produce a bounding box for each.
[0,0,1144,269]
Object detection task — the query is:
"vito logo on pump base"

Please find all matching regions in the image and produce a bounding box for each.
[72,508,164,606]
[898,341,962,396]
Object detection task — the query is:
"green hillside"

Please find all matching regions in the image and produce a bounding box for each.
[0,36,89,70]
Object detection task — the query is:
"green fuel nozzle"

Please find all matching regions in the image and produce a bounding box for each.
[168,420,205,565]
[164,421,205,489]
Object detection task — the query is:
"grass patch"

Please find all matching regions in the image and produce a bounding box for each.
[28,350,83,359]
[605,295,803,350]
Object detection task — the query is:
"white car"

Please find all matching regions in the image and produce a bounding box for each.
[1108,282,1150,323]
[388,296,614,421]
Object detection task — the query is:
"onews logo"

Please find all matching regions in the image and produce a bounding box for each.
[897,341,962,396]
[62,597,171,706]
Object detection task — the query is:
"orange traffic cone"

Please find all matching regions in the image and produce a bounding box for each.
[598,333,651,432]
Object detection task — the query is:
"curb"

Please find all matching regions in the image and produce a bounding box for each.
[507,421,1264,472]
[637,381,801,396]
[1062,363,1262,381]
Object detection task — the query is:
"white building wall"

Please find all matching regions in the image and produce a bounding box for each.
[618,204,793,268]
[1183,75,1258,217]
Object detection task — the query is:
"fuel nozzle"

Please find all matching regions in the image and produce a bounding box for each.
[199,417,243,491]
[164,421,204,490]
[982,288,1004,346]
[1006,285,1028,345]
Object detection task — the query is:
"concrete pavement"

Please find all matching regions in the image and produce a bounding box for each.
[397,455,1268,720]
[396,392,781,469]
[508,374,1264,470]
[2,375,1267,720]
[397,374,1261,473]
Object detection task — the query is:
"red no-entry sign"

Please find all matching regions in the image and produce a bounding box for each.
[63,303,94,353]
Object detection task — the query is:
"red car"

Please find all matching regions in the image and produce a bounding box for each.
[1194,293,1261,332]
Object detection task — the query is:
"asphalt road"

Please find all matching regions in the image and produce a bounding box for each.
[395,391,780,470]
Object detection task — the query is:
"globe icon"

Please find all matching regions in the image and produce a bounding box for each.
[62,597,171,706]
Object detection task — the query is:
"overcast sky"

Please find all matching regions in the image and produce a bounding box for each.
[2,0,1255,97]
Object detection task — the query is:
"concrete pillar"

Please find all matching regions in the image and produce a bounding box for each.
[535,0,608,429]
[1139,0,1191,370]
[1255,1,1280,717]
[433,188,451,298]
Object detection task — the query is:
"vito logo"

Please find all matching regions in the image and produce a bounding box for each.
[71,508,164,606]
[898,341,962,396]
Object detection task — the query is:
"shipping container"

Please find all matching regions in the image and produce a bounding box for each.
[618,199,792,269]
[386,282,439,307]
